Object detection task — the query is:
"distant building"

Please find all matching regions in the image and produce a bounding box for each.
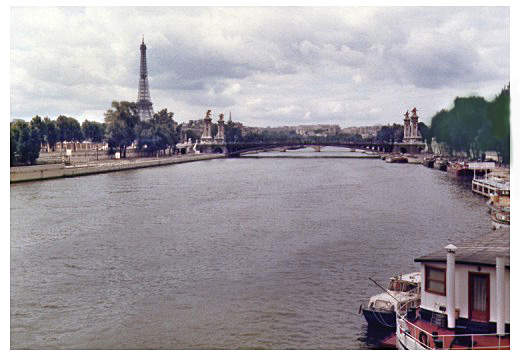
[262,126,298,134]
[296,124,340,137]
[341,125,382,139]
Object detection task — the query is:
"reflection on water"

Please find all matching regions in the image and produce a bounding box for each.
[11,147,490,349]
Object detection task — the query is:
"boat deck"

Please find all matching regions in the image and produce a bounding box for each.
[403,318,510,350]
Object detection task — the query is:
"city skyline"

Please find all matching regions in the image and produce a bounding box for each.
[10,6,509,127]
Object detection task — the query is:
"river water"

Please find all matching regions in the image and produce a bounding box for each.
[10,147,491,349]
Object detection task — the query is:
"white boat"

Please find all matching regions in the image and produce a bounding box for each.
[486,192,510,213]
[360,272,421,330]
[472,177,510,198]
[396,229,510,350]
[491,211,510,230]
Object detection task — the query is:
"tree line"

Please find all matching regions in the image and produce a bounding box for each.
[373,84,509,165]
[429,84,510,164]
[10,101,179,166]
[10,115,105,166]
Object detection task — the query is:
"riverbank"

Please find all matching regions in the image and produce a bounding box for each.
[10,153,224,183]
[240,155,380,159]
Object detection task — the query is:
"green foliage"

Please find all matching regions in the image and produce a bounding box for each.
[56,115,83,143]
[43,117,58,150]
[10,126,16,166]
[81,120,105,142]
[224,119,243,143]
[183,129,201,142]
[10,119,41,165]
[377,124,404,143]
[136,108,179,155]
[418,122,431,147]
[487,85,510,164]
[429,85,510,164]
[104,101,140,158]
[30,115,47,144]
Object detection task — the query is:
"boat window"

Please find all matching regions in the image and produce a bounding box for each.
[374,300,393,310]
[425,266,446,295]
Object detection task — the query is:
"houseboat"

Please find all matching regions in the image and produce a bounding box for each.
[386,155,408,164]
[405,156,423,164]
[449,161,495,179]
[486,192,510,230]
[487,193,510,214]
[396,228,510,350]
[423,157,435,168]
[447,161,474,177]
[433,158,448,171]
[491,211,510,230]
[360,272,421,329]
[472,177,510,199]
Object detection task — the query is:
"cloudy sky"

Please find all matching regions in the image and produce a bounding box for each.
[10,6,509,127]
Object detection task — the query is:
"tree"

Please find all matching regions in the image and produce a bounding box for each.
[30,115,47,146]
[104,101,140,158]
[487,84,510,165]
[44,117,58,151]
[10,125,16,166]
[183,128,201,143]
[418,122,431,148]
[136,108,179,156]
[10,120,41,165]
[377,124,403,143]
[56,115,83,146]
[81,120,105,143]
[429,95,493,159]
[224,119,243,143]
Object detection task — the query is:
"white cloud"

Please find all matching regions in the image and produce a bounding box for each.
[10,7,509,128]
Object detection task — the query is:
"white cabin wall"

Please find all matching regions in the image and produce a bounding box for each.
[421,263,510,324]
[505,269,510,323]
[420,263,447,313]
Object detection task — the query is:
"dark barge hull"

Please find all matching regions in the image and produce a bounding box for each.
[362,308,396,329]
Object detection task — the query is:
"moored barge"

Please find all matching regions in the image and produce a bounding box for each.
[396,229,510,350]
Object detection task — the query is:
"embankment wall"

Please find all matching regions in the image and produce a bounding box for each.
[11,154,224,183]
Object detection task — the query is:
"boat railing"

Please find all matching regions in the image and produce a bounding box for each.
[397,314,510,350]
[396,286,421,315]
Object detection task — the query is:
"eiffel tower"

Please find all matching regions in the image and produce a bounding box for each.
[136,36,154,121]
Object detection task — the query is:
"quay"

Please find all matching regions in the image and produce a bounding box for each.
[240,155,381,159]
[10,153,224,183]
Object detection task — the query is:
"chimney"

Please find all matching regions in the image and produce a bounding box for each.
[445,244,457,329]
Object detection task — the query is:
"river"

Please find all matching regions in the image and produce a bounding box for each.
[10,147,491,349]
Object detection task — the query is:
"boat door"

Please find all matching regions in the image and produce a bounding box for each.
[468,272,490,322]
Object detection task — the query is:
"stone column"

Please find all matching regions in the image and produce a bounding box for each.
[216,113,225,142]
[496,256,506,336]
[403,111,411,141]
[201,110,213,142]
[445,244,457,329]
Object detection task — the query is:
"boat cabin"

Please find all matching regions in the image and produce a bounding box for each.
[396,228,509,349]
[388,272,420,292]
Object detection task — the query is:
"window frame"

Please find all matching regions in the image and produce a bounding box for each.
[425,265,447,296]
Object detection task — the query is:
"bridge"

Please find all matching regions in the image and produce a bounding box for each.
[179,110,394,157]
[223,141,394,157]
